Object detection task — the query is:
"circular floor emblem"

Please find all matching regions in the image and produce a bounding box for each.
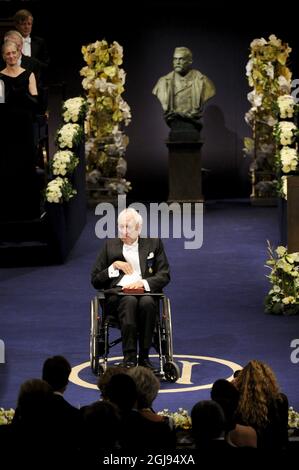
[69,354,242,393]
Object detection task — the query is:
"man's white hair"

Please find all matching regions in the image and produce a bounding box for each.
[118,208,143,227]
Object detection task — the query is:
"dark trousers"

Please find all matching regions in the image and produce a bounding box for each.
[106,294,158,356]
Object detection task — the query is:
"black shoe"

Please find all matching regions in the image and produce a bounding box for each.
[138,358,156,370]
[123,353,137,368]
[123,360,137,369]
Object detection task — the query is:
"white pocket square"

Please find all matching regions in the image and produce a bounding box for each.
[147,252,154,259]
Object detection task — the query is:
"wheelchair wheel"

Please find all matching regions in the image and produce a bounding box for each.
[90,297,100,375]
[163,361,180,383]
[162,297,174,361]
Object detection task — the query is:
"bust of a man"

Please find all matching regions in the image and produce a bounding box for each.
[153,47,216,135]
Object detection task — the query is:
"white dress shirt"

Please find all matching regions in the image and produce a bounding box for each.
[108,240,150,291]
[22,36,31,57]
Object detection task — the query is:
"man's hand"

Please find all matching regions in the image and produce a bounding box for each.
[122,280,144,290]
[113,261,133,274]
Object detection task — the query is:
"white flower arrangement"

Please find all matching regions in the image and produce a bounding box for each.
[276,121,297,146]
[56,123,83,149]
[157,408,191,430]
[277,95,296,118]
[0,407,15,425]
[62,97,86,123]
[265,242,299,315]
[158,406,299,432]
[245,34,292,199]
[107,178,132,194]
[281,175,288,199]
[50,150,79,176]
[45,176,77,203]
[274,94,299,199]
[279,147,298,173]
[289,407,299,429]
[80,39,131,196]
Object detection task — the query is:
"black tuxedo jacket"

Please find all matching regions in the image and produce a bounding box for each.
[21,54,40,83]
[91,238,170,293]
[30,36,50,70]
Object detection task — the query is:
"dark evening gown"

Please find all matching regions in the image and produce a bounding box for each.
[0,69,40,221]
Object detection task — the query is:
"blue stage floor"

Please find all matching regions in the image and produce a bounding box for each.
[1,201,299,414]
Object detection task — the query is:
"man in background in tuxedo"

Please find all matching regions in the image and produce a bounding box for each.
[91,208,170,369]
[14,9,49,82]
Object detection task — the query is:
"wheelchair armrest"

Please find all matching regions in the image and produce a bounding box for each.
[96,290,106,300]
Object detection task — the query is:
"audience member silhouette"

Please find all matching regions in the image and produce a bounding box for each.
[211,378,257,448]
[80,400,121,460]
[128,366,176,449]
[191,400,229,450]
[97,365,128,400]
[8,379,56,464]
[42,355,82,454]
[234,360,289,449]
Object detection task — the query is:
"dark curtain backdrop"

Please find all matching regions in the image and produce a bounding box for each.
[2,0,299,200]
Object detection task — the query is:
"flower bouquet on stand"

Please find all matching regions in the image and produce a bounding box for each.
[45,177,77,204]
[80,39,132,204]
[265,242,299,315]
[56,123,84,150]
[244,34,292,205]
[49,150,79,177]
[62,97,87,124]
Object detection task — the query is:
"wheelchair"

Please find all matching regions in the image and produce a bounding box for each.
[90,291,180,383]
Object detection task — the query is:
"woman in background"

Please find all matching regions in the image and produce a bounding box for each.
[0,40,39,221]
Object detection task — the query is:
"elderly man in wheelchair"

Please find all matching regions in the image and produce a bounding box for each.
[91,208,176,376]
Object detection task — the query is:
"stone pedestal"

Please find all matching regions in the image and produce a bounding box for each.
[287,176,299,252]
[166,141,204,202]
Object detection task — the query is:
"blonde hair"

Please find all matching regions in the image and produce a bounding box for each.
[2,40,19,59]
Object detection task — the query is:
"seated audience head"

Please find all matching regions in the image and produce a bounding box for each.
[42,355,72,392]
[191,400,226,448]
[16,378,52,422]
[81,400,120,450]
[211,378,239,432]
[14,9,33,39]
[118,208,142,245]
[234,359,282,428]
[97,366,127,400]
[128,366,160,409]
[104,372,137,413]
